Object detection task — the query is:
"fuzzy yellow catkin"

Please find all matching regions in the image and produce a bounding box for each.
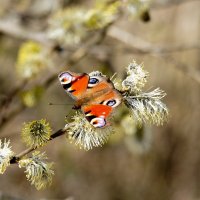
[21,119,52,148]
[19,151,54,190]
[67,112,113,150]
[0,139,14,174]
[16,41,48,79]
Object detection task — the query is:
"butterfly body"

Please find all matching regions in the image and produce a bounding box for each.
[58,71,122,128]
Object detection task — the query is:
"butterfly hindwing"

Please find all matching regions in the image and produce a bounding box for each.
[82,104,112,128]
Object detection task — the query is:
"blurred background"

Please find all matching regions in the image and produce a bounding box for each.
[0,0,200,199]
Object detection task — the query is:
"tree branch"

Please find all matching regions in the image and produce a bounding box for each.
[108,26,200,54]
[10,126,70,164]
[0,18,53,46]
[107,26,200,84]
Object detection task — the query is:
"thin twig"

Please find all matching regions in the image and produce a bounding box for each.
[108,26,200,54]
[10,126,70,164]
[0,79,28,109]
[108,26,200,84]
[0,104,25,132]
[157,54,200,84]
[0,18,53,46]
[152,0,200,10]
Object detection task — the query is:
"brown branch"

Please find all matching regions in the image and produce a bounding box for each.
[0,104,25,132]
[10,126,69,164]
[152,0,200,10]
[158,54,200,84]
[0,79,27,112]
[107,26,200,84]
[108,26,200,54]
[0,18,53,46]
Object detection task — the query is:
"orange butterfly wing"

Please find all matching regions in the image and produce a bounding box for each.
[58,71,89,100]
[83,104,112,118]
[81,73,122,128]
[82,104,112,128]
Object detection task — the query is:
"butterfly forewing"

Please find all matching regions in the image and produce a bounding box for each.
[58,71,89,100]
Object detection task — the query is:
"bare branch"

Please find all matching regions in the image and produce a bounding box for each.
[0,18,53,46]
[10,126,69,164]
[108,26,200,84]
[108,26,200,54]
[152,0,200,10]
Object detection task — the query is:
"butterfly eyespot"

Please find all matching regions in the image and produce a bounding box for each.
[89,78,99,84]
[103,98,121,108]
[106,100,116,107]
[58,72,73,84]
[88,77,100,88]
[90,117,106,128]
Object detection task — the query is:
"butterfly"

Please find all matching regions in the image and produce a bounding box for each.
[58,71,122,128]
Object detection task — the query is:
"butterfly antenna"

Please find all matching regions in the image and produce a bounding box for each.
[65,109,72,119]
[110,72,117,81]
[48,102,75,120]
[48,102,74,106]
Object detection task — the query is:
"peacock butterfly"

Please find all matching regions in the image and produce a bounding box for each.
[58,71,122,128]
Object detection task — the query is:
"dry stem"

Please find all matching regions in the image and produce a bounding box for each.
[10,126,70,164]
